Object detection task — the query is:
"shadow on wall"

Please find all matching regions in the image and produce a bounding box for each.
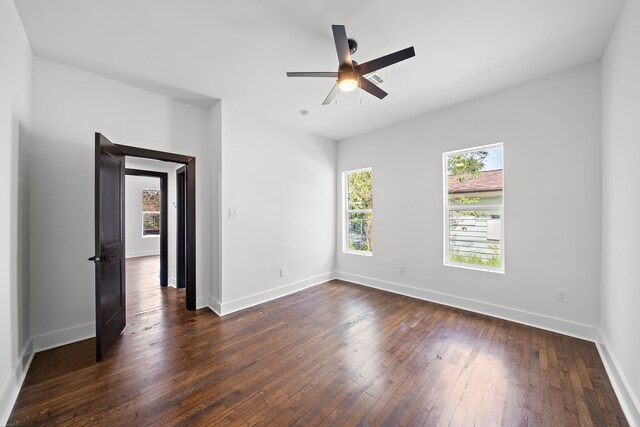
[28,128,96,339]
[9,114,31,364]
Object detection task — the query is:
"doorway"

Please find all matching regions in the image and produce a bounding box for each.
[125,168,168,286]
[91,133,196,361]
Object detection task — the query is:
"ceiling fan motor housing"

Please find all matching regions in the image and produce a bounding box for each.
[339,68,359,82]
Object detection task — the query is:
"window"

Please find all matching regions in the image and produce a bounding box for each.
[344,168,373,254]
[444,144,504,272]
[142,188,161,237]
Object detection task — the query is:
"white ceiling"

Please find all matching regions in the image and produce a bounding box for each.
[15,0,624,141]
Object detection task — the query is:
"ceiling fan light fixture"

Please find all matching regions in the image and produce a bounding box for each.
[338,71,359,92]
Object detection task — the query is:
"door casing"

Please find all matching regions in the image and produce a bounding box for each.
[176,165,187,289]
[114,140,197,310]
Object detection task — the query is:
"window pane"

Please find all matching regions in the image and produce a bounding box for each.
[142,189,160,211]
[143,212,161,236]
[449,210,501,267]
[348,212,373,252]
[445,144,503,270]
[347,170,373,211]
[446,146,503,206]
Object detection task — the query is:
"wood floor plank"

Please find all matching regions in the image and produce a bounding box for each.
[7,255,629,426]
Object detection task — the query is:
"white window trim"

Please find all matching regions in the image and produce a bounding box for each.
[343,167,373,256]
[442,143,505,273]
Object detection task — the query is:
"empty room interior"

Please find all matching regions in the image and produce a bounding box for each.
[1,0,639,425]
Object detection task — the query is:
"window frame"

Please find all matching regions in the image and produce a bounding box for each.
[442,143,505,274]
[343,167,373,256]
[141,187,161,238]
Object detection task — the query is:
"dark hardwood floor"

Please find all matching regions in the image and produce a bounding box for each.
[8,256,627,426]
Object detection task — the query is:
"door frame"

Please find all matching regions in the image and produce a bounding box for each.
[125,168,169,287]
[115,141,197,310]
[176,166,187,289]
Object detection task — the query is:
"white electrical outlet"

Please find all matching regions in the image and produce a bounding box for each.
[399,266,406,275]
[279,268,285,277]
[556,290,568,303]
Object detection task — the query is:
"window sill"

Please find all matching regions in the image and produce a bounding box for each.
[444,261,504,274]
[142,235,160,239]
[344,250,373,257]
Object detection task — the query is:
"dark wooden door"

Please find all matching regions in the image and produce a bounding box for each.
[92,133,126,361]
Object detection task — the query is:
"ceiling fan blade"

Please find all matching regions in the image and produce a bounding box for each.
[359,78,388,100]
[356,46,415,76]
[286,72,339,78]
[322,83,339,105]
[332,25,353,68]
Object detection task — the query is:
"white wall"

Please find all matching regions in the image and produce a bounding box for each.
[601,0,640,424]
[217,101,336,314]
[336,63,602,339]
[0,1,32,423]
[29,57,213,350]
[125,175,161,258]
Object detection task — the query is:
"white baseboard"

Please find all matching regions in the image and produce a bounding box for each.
[216,272,335,316]
[208,297,222,316]
[0,339,34,426]
[32,322,95,352]
[335,271,598,342]
[596,330,640,427]
[195,295,210,310]
[126,250,160,259]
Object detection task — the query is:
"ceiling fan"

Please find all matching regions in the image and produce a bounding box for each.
[286,25,415,105]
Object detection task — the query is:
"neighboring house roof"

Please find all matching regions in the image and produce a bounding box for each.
[448,169,503,194]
